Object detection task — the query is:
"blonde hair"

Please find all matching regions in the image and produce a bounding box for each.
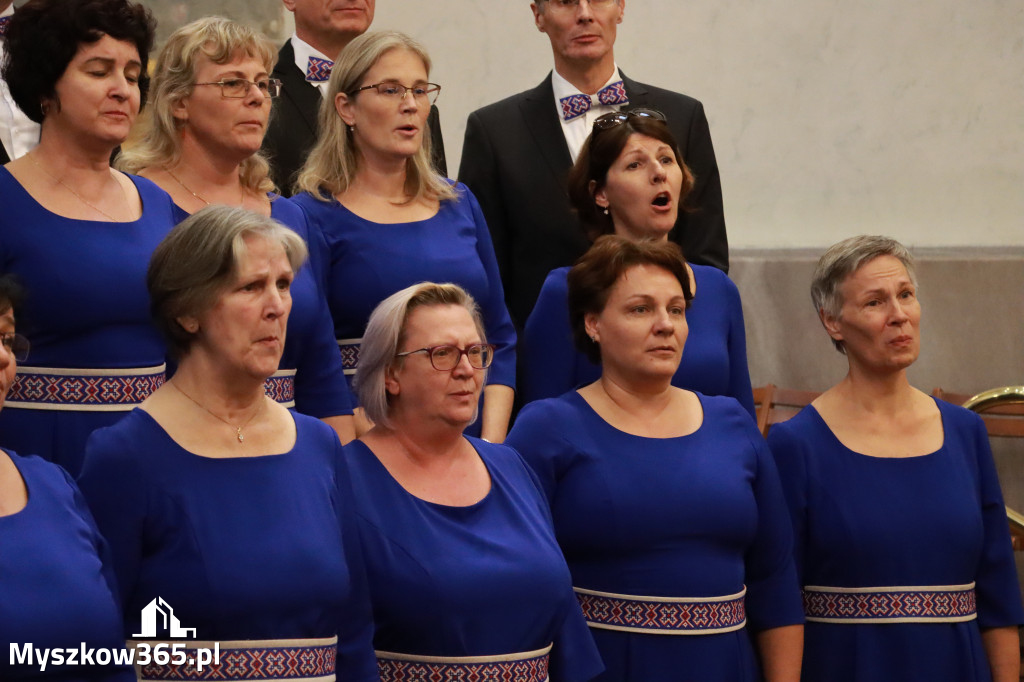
[293,30,456,202]
[356,282,485,428]
[117,16,277,195]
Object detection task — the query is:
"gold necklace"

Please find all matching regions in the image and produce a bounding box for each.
[165,166,246,208]
[169,380,265,444]
[28,153,127,222]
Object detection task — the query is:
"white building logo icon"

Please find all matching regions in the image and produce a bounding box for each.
[133,597,197,638]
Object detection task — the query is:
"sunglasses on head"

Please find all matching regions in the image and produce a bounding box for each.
[592,108,667,131]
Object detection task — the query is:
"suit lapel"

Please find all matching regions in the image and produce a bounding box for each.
[620,72,651,110]
[519,74,573,188]
[275,41,322,134]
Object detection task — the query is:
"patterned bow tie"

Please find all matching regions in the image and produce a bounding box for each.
[305,56,333,83]
[0,16,11,39]
[559,80,629,121]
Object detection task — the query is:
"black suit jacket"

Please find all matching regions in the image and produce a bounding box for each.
[459,72,728,326]
[263,40,447,196]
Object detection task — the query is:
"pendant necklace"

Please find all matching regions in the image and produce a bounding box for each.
[28,152,127,222]
[169,380,264,443]
[165,166,246,208]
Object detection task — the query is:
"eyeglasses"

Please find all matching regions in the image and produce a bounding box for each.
[194,78,282,99]
[395,343,495,371]
[593,108,667,131]
[543,0,619,12]
[0,332,30,362]
[352,82,442,106]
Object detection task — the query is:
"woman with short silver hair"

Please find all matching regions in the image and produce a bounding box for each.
[119,16,355,442]
[291,31,516,441]
[768,235,1023,681]
[342,281,602,682]
[79,205,377,682]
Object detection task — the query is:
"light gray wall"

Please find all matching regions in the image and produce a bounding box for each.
[139,0,1023,251]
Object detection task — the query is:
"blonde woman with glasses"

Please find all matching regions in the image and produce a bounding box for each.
[120,17,357,442]
[291,31,516,442]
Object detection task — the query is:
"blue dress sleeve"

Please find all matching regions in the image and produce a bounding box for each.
[742,426,805,631]
[77,424,150,610]
[766,419,810,586]
[460,184,517,390]
[331,439,381,682]
[505,399,575,506]
[965,411,1024,628]
[521,269,579,404]
[721,274,756,418]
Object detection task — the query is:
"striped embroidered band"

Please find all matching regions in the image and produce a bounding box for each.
[263,369,297,408]
[803,583,977,624]
[7,364,166,411]
[337,338,360,376]
[129,637,337,682]
[376,644,551,682]
[574,586,746,635]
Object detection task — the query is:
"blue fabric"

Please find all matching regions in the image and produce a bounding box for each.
[169,197,353,419]
[343,438,603,682]
[521,264,755,418]
[292,183,517,392]
[506,392,803,682]
[0,169,178,475]
[0,452,134,682]
[77,410,378,682]
[768,398,1024,682]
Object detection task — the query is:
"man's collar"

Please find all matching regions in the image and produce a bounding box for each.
[289,32,332,68]
[550,64,623,101]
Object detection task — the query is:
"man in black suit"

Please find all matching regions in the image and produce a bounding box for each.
[263,0,446,195]
[459,0,728,326]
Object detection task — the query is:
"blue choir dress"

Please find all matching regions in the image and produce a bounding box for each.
[767,399,1024,681]
[506,391,804,681]
[0,451,134,682]
[170,197,353,419]
[77,410,378,682]
[291,184,516,397]
[343,438,604,682]
[521,264,755,417]
[0,168,178,476]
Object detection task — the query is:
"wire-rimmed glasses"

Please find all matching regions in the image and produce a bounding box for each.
[395,343,495,371]
[352,82,442,106]
[194,78,282,99]
[0,332,30,362]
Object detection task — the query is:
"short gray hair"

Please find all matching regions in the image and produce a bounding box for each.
[148,205,308,356]
[355,282,486,428]
[811,235,917,353]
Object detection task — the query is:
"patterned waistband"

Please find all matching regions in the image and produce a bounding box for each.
[7,364,166,411]
[803,583,977,623]
[129,637,337,682]
[337,338,360,376]
[574,586,747,635]
[264,369,296,408]
[376,644,551,682]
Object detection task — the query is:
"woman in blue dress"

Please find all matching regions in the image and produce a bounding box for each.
[767,235,1023,681]
[344,281,602,681]
[0,275,134,682]
[117,17,355,443]
[507,236,804,681]
[521,109,754,417]
[0,0,177,475]
[290,31,516,441]
[78,207,377,682]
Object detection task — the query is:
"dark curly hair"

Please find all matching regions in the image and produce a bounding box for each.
[568,235,693,364]
[567,112,694,243]
[1,0,155,124]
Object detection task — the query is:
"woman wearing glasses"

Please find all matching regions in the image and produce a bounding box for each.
[118,17,356,442]
[520,109,755,418]
[507,237,803,681]
[0,275,135,681]
[344,282,602,682]
[0,0,178,476]
[292,31,516,441]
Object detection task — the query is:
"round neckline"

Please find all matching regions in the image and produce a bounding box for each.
[136,407,300,461]
[329,192,443,226]
[0,165,146,225]
[353,437,495,510]
[805,399,946,460]
[569,389,706,441]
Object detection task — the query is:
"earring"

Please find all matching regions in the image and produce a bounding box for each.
[602,207,609,216]
[590,335,598,343]
[347,123,356,132]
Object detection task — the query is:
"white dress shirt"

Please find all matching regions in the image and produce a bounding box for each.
[551,65,626,163]
[0,5,41,160]
[289,33,334,100]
